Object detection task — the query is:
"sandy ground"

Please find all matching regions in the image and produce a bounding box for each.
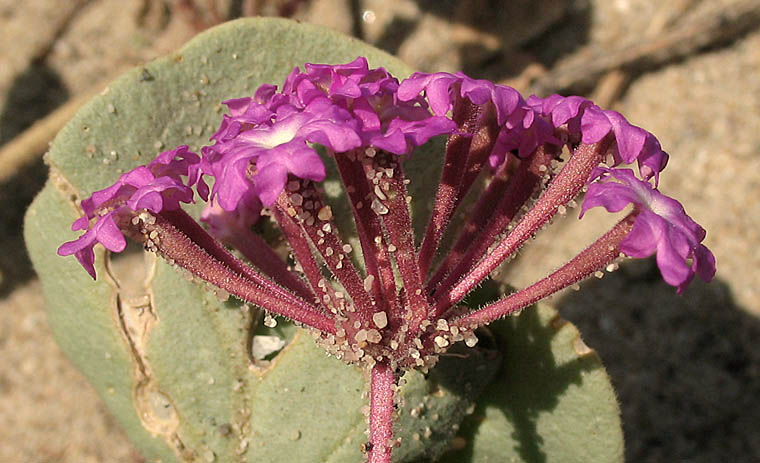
[1,0,759,462]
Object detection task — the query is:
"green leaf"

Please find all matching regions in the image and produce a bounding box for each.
[25,17,623,463]
[24,184,178,462]
[438,305,624,463]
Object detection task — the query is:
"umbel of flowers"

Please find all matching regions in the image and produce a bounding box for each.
[58,58,715,463]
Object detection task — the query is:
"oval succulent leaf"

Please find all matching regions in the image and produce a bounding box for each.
[438,305,624,463]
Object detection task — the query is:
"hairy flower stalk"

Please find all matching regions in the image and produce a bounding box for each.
[426,144,555,295]
[59,58,715,463]
[431,138,612,316]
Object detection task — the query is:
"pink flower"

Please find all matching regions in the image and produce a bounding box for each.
[57,59,718,463]
[529,94,669,183]
[581,168,715,292]
[204,101,360,207]
[57,146,198,278]
[198,58,455,209]
[397,72,556,164]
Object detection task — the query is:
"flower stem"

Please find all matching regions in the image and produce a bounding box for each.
[368,361,397,463]
[143,212,336,334]
[161,209,314,309]
[453,212,636,326]
[275,183,376,324]
[426,156,514,291]
[335,151,399,317]
[428,147,554,296]
[433,139,610,317]
[271,203,340,311]
[416,114,473,277]
[221,226,315,301]
[417,100,498,277]
[366,151,430,333]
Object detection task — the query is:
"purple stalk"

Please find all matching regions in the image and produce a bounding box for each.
[416,100,484,277]
[271,204,341,312]
[453,213,636,326]
[161,209,317,312]
[275,186,376,324]
[428,146,555,297]
[143,212,336,334]
[425,156,514,290]
[368,361,397,463]
[364,151,430,333]
[334,151,399,317]
[453,109,502,210]
[433,139,611,317]
[221,226,315,301]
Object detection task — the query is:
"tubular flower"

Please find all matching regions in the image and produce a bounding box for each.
[197,57,456,211]
[58,145,198,278]
[528,94,670,182]
[581,168,716,293]
[204,99,361,208]
[398,71,557,165]
[200,189,262,243]
[58,58,715,463]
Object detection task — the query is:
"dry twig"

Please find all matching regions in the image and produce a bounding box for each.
[590,0,698,107]
[533,0,760,95]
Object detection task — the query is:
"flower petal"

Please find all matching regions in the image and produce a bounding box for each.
[581,167,715,291]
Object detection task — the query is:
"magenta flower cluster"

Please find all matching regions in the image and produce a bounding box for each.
[58,145,198,278]
[196,58,456,208]
[59,56,714,297]
[58,57,716,463]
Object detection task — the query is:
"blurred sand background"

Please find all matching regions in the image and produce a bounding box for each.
[1,0,759,461]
